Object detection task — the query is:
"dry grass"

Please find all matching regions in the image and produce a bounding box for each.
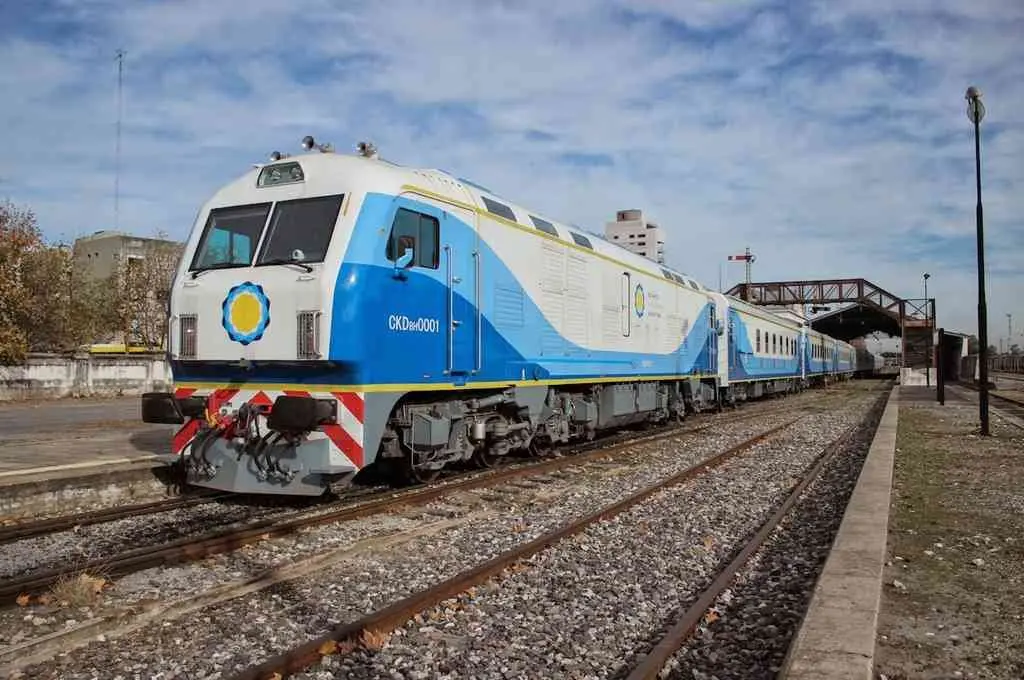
[359,627,392,651]
[875,397,1024,679]
[47,572,107,607]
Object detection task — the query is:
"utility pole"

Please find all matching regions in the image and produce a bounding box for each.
[1009,313,1013,354]
[114,48,125,232]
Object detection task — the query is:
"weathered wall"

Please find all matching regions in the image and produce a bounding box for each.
[0,353,172,401]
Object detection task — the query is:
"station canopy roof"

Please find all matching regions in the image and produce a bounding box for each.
[724,278,931,342]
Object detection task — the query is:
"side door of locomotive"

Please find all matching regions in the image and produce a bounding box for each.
[385,194,480,383]
[383,200,447,381]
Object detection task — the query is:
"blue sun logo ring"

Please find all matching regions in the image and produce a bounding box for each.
[634,283,645,318]
[221,282,271,345]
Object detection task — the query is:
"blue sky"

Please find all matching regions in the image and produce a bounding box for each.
[1,0,1022,347]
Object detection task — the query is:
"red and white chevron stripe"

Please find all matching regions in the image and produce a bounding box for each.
[171,387,366,468]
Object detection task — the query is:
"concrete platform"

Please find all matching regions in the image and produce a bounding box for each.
[0,396,180,517]
[0,395,174,474]
[780,385,899,680]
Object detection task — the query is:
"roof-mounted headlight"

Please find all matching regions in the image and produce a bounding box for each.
[257,161,304,187]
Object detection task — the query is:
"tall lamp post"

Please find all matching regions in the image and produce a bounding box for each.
[966,86,990,435]
[924,272,931,387]
[1009,313,1013,356]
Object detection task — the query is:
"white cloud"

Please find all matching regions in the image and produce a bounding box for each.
[0,0,1022,341]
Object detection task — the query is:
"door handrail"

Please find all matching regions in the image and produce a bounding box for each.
[445,244,453,375]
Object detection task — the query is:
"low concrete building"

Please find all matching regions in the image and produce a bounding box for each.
[72,230,182,281]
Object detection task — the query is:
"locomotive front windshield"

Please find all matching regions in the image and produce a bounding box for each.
[257,195,343,265]
[190,203,270,271]
[189,194,344,273]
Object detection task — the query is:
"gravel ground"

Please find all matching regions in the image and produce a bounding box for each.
[9,406,823,679]
[875,387,1024,680]
[0,392,814,584]
[5,385,879,679]
[0,498,323,581]
[293,391,883,679]
[657,393,886,679]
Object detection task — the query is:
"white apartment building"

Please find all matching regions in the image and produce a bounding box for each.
[603,209,666,264]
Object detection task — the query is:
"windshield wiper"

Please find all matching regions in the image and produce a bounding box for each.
[190,263,244,279]
[262,257,314,273]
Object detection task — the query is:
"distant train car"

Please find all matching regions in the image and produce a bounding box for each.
[854,348,884,378]
[142,138,859,496]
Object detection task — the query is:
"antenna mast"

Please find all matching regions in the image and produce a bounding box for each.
[114,48,125,231]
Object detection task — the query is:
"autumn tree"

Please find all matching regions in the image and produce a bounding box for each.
[0,201,43,363]
[22,244,118,352]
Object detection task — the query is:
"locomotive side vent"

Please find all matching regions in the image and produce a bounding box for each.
[179,314,198,358]
[297,311,321,359]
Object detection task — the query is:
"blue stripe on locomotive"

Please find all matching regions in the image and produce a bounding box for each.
[170,192,718,387]
[326,192,716,386]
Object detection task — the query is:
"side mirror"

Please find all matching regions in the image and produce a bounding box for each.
[393,246,414,278]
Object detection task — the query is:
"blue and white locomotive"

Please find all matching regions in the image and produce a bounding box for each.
[142,137,854,495]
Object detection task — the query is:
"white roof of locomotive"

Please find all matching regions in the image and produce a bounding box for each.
[219,150,708,290]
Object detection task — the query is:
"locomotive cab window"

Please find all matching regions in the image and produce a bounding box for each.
[386,207,440,269]
[257,194,344,266]
[190,202,271,272]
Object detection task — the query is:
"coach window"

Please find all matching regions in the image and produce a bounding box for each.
[257,194,344,265]
[386,208,440,269]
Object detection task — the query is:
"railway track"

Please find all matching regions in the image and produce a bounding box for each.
[0,401,818,605]
[226,419,802,680]
[956,381,1024,424]
[224,395,884,680]
[0,383,857,545]
[0,491,227,545]
[1,383,882,550]
[621,413,867,678]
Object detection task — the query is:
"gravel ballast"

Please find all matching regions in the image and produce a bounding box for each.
[309,392,882,680]
[4,385,884,679]
[658,392,887,679]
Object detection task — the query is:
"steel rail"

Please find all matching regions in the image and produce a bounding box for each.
[0,491,226,545]
[622,397,886,680]
[0,400,794,550]
[226,419,800,680]
[955,381,1024,424]
[0,406,794,604]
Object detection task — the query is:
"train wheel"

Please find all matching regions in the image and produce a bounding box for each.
[529,436,554,457]
[472,447,501,469]
[403,456,441,484]
[396,439,442,485]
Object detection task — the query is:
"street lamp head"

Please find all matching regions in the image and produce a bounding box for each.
[923,272,930,280]
[965,86,985,123]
